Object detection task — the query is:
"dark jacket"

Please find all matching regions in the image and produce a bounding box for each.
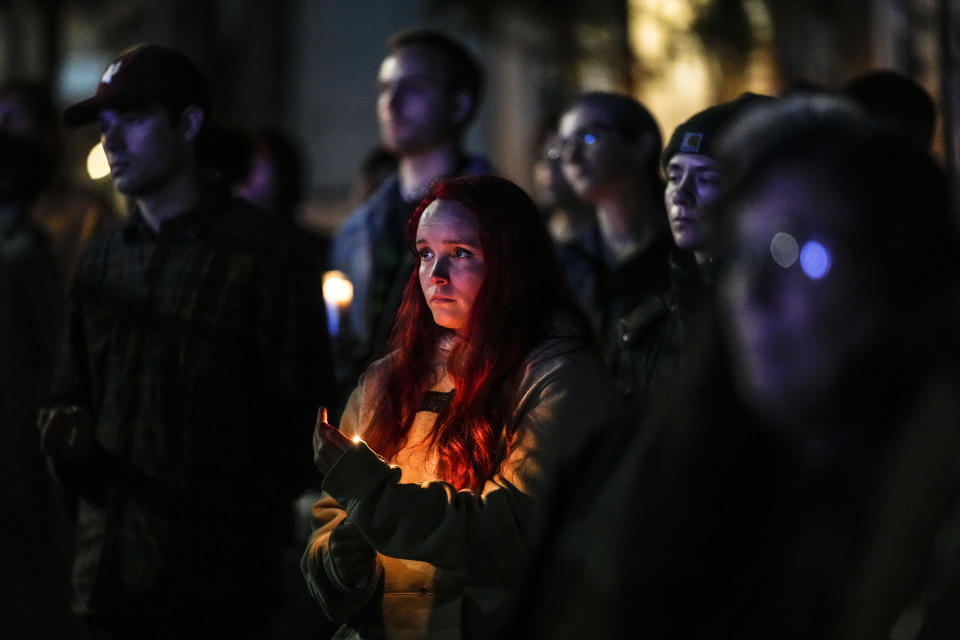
[50,194,333,621]
[510,353,960,640]
[614,249,704,408]
[0,205,70,639]
[302,320,620,640]
[556,224,674,367]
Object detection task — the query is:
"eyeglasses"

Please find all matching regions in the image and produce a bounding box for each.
[542,145,562,161]
[553,122,618,158]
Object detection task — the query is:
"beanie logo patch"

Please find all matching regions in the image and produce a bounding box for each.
[680,132,703,153]
[101,61,122,84]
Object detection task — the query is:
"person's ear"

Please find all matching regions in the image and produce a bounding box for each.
[180,105,205,142]
[450,89,474,127]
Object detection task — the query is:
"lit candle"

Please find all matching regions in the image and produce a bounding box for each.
[322,270,354,338]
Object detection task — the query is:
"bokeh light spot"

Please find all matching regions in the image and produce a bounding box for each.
[322,270,354,338]
[86,143,110,180]
[770,232,799,268]
[583,133,597,145]
[800,241,831,279]
[322,270,354,307]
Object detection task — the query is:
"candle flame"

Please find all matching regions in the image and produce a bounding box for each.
[323,270,354,307]
[352,435,361,444]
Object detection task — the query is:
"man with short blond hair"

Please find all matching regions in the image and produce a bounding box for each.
[331,29,491,386]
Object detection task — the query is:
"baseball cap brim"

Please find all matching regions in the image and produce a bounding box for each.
[63,88,165,128]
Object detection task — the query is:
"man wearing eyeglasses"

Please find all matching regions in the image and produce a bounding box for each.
[615,92,775,406]
[555,92,674,370]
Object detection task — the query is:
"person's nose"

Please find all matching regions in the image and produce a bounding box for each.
[377,86,399,119]
[385,86,404,114]
[430,256,450,284]
[671,173,695,207]
[561,137,581,164]
[101,123,124,153]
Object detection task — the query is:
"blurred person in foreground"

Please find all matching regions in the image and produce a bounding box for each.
[614,92,775,407]
[331,29,492,389]
[510,94,960,639]
[0,130,73,639]
[37,44,334,638]
[555,92,672,367]
[302,175,619,639]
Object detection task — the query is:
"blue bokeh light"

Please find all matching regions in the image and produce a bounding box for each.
[800,241,831,279]
[583,133,597,145]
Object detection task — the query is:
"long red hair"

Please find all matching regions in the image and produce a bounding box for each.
[362,175,592,491]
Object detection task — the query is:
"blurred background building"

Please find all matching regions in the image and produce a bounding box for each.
[1,0,958,237]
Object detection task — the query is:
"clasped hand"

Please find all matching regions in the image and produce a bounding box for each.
[37,405,94,461]
[328,520,378,591]
[312,406,353,473]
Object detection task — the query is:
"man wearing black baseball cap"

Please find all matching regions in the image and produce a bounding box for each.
[39,45,333,638]
[62,44,211,128]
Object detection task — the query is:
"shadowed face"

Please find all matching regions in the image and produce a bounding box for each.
[98,103,187,197]
[377,45,462,155]
[233,150,278,213]
[718,163,884,426]
[664,152,722,252]
[416,198,487,331]
[558,103,636,204]
[0,94,38,138]
[532,131,579,210]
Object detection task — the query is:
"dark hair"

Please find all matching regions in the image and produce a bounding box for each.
[0,81,59,189]
[843,69,936,149]
[363,174,592,490]
[570,91,664,195]
[388,28,484,125]
[0,81,58,138]
[250,128,304,221]
[532,110,562,154]
[0,131,52,204]
[352,144,398,203]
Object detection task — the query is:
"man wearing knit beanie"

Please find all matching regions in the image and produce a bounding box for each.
[614,92,775,406]
[662,92,775,267]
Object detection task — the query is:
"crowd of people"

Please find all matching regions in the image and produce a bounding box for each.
[4,25,959,640]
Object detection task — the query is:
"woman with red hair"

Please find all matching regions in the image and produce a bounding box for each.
[301,174,619,639]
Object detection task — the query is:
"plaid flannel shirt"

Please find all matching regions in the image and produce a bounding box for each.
[52,193,333,615]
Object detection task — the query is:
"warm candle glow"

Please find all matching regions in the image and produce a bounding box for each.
[323,270,354,307]
[86,143,110,180]
[352,435,361,444]
[322,270,353,338]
